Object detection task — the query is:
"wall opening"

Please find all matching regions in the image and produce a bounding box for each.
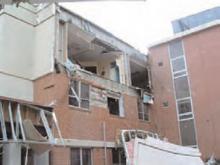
[84,66,97,74]
[66,23,122,82]
[129,60,150,90]
[108,97,119,116]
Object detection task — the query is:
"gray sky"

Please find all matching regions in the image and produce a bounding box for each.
[61,0,220,53]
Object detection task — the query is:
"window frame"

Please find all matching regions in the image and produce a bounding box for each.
[179,119,197,146]
[69,80,90,111]
[168,40,198,147]
[138,99,150,122]
[174,75,190,99]
[107,95,124,118]
[112,148,126,165]
[70,148,92,165]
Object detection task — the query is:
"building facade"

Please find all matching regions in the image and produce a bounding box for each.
[0,3,154,165]
[149,9,220,161]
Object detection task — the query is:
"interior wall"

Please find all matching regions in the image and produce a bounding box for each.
[80,60,114,80]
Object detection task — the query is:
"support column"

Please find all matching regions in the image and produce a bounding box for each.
[33,151,49,165]
[3,143,21,165]
[124,54,132,86]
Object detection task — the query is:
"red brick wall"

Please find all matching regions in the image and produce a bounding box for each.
[51,147,70,165]
[149,25,220,160]
[149,44,180,144]
[183,26,220,160]
[51,147,113,165]
[34,72,155,164]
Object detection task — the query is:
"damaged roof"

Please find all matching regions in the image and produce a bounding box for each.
[59,5,147,64]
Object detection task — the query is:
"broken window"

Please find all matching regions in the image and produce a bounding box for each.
[138,100,149,121]
[71,148,92,165]
[107,96,124,117]
[112,148,126,165]
[69,81,90,110]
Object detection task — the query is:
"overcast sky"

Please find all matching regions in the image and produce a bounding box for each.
[61,0,220,53]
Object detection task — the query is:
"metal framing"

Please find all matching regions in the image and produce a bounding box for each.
[0,99,64,146]
[0,101,7,141]
[69,80,90,110]
[40,110,55,143]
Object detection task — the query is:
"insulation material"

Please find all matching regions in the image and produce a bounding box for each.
[90,87,107,108]
[23,120,47,142]
[23,119,51,154]
[131,137,204,165]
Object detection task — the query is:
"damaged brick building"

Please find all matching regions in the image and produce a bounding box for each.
[0,3,154,165]
[1,2,220,165]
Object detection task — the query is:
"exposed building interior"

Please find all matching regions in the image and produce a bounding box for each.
[66,22,123,83]
[129,60,150,90]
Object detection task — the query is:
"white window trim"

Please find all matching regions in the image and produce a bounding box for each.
[69,81,90,111]
[71,148,92,165]
[107,95,125,118]
[168,40,198,146]
[138,101,150,122]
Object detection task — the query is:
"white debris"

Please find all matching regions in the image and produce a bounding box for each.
[206,155,217,165]
[133,137,204,165]
[121,130,205,165]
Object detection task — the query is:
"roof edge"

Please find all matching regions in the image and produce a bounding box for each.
[148,19,220,49]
